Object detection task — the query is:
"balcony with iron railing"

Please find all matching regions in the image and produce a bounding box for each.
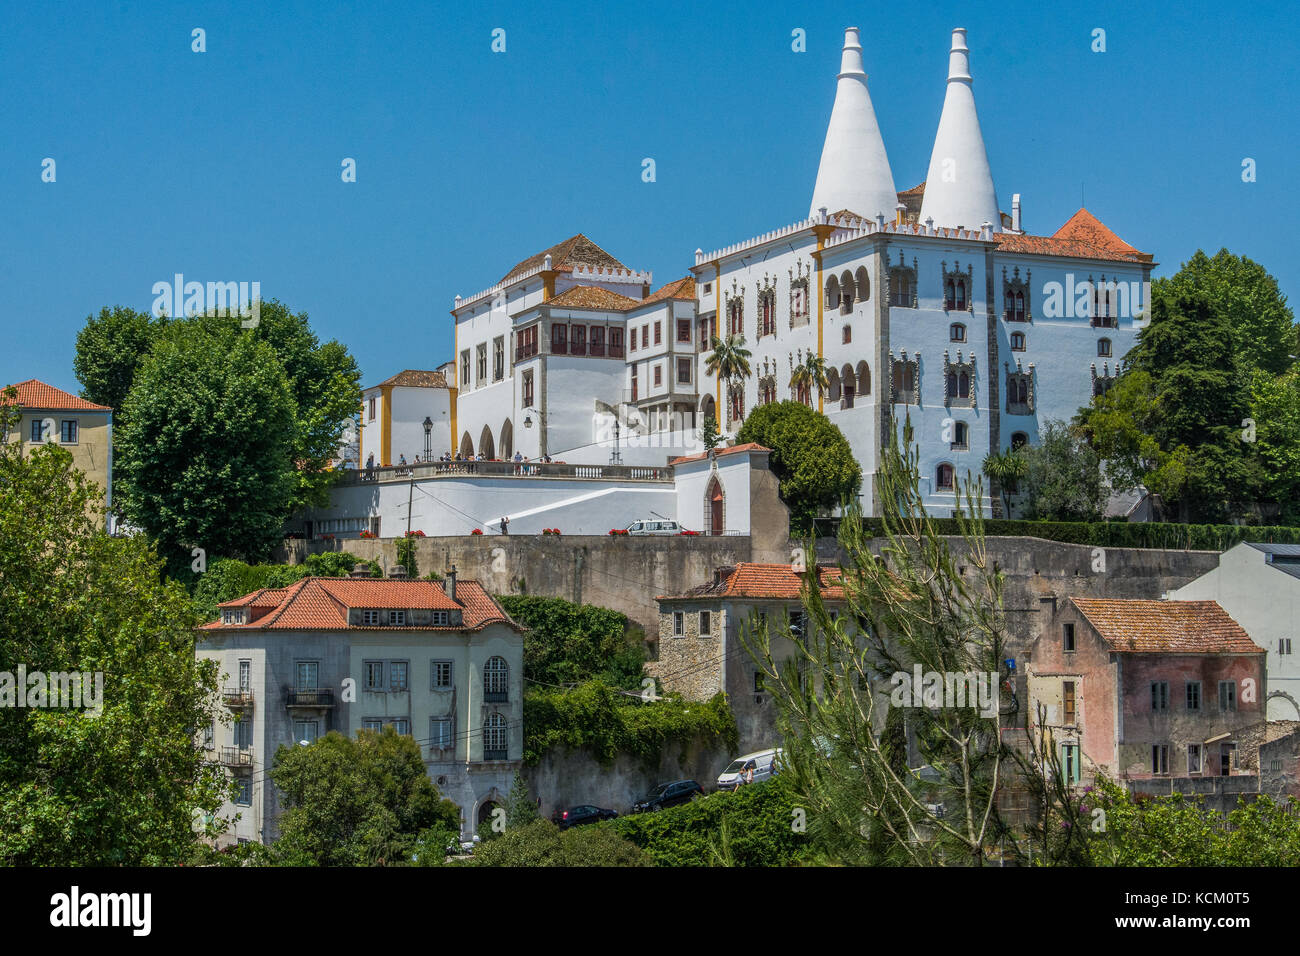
[285,688,335,709]
[221,687,254,708]
[483,749,508,761]
[339,460,674,486]
[216,746,255,769]
[484,689,508,703]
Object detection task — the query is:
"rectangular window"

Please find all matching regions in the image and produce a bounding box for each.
[1151,744,1169,775]
[234,716,252,750]
[295,661,319,691]
[699,611,712,635]
[476,343,488,381]
[368,396,377,420]
[431,611,449,626]
[653,365,662,387]
[1062,681,1076,724]
[1188,744,1202,774]
[589,326,605,356]
[1219,680,1237,712]
[432,660,453,689]
[30,419,43,442]
[629,327,637,352]
[641,326,648,348]
[389,661,409,692]
[460,350,470,386]
[389,610,406,626]
[362,609,380,625]
[493,336,505,380]
[391,718,410,736]
[654,321,662,345]
[58,419,77,443]
[364,660,385,691]
[203,722,215,749]
[1281,639,1293,655]
[522,371,534,409]
[363,719,384,732]
[672,611,684,636]
[570,324,586,356]
[677,319,691,342]
[677,358,691,385]
[515,326,538,360]
[293,720,319,744]
[1186,681,1202,711]
[609,328,624,357]
[1061,744,1080,784]
[630,364,638,402]
[1062,622,1075,653]
[1151,681,1169,711]
[238,659,251,693]
[430,717,454,750]
[235,777,253,806]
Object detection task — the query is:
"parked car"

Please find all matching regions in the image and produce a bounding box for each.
[716,748,782,790]
[625,519,683,535]
[631,779,704,812]
[553,804,618,829]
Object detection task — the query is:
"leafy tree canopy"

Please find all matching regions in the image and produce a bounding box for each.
[736,400,862,531]
[468,819,650,867]
[498,595,643,688]
[1019,420,1107,521]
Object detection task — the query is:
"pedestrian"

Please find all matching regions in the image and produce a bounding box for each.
[365,453,375,481]
[500,516,509,535]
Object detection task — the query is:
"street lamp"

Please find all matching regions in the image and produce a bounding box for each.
[423,416,433,460]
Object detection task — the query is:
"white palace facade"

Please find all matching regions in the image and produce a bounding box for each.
[426,26,1155,518]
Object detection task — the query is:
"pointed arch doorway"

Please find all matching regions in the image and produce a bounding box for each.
[706,476,724,535]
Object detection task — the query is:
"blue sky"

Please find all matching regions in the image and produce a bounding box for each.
[3,0,1295,395]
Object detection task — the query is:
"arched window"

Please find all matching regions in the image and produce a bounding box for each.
[842,325,851,345]
[839,271,855,314]
[484,657,508,702]
[1013,291,1025,322]
[856,362,871,397]
[952,421,969,449]
[948,371,970,400]
[1010,431,1028,450]
[827,367,841,404]
[825,274,840,311]
[945,279,956,310]
[936,463,955,490]
[840,365,856,410]
[484,713,507,760]
[1010,331,1026,351]
[955,279,967,312]
[950,323,966,342]
[1098,338,1112,357]
[854,267,870,303]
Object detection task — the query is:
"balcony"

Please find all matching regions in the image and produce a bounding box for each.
[484,690,508,703]
[217,746,254,769]
[551,341,567,355]
[285,688,335,709]
[608,344,624,358]
[221,687,254,708]
[483,749,508,761]
[589,342,605,357]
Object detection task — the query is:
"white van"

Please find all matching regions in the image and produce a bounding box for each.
[717,748,782,789]
[626,519,683,535]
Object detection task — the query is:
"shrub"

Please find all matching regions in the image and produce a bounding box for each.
[468,819,650,867]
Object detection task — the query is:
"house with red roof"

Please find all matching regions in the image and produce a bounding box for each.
[2,380,113,527]
[651,562,851,751]
[1026,597,1266,805]
[194,566,525,845]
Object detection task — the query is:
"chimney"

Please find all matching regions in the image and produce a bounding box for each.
[388,565,408,580]
[895,202,906,225]
[443,564,457,604]
[349,566,372,579]
[1011,193,1022,232]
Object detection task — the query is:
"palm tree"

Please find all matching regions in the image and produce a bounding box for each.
[790,354,831,405]
[982,448,1028,518]
[705,334,753,429]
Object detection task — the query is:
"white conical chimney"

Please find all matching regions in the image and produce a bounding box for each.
[808,27,898,221]
[919,28,1000,233]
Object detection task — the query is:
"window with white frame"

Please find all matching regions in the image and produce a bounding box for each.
[1188,744,1202,774]
[1151,744,1169,775]
[484,657,508,701]
[430,716,454,751]
[389,661,409,692]
[431,611,449,626]
[235,777,252,806]
[364,660,385,691]
[699,610,712,635]
[431,660,453,689]
[672,611,684,636]
[293,720,319,744]
[296,661,319,691]
[390,610,407,626]
[362,609,380,625]
[484,712,507,759]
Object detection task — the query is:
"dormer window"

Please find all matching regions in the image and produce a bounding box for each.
[362,610,381,626]
[221,610,246,626]
[431,611,449,626]
[390,610,407,626]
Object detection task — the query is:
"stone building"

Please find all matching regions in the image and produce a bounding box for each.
[650,562,850,752]
[195,569,525,844]
[1026,598,1266,794]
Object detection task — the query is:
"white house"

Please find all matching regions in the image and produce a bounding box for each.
[1169,543,1300,719]
[358,369,453,467]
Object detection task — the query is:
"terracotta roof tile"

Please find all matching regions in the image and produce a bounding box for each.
[662,562,845,601]
[997,209,1152,264]
[1069,598,1262,654]
[5,379,112,412]
[668,442,769,466]
[374,369,448,389]
[200,577,520,632]
[640,276,696,304]
[500,234,627,284]
[547,285,642,310]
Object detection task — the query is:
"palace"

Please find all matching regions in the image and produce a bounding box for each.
[391,26,1154,517]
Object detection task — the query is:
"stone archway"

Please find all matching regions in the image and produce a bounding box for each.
[499,419,513,459]
[459,432,474,458]
[1268,690,1300,720]
[706,475,724,535]
[479,425,496,460]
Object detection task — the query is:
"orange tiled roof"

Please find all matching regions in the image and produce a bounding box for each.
[668,441,769,466]
[199,577,521,632]
[997,208,1152,264]
[5,379,111,412]
[374,369,447,389]
[640,276,696,304]
[1069,598,1262,654]
[500,234,626,284]
[547,285,642,310]
[663,562,845,601]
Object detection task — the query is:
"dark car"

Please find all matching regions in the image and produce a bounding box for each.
[554,804,618,829]
[632,779,705,813]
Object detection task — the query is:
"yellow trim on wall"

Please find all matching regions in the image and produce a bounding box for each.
[451,320,459,450]
[380,386,393,466]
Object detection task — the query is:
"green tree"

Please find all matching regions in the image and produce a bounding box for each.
[1249,368,1300,524]
[270,727,461,866]
[705,333,753,430]
[981,448,1028,518]
[790,354,831,404]
[0,413,228,864]
[1158,248,1296,376]
[395,536,419,578]
[469,819,650,866]
[504,771,540,828]
[498,595,643,688]
[1020,420,1107,521]
[735,400,861,532]
[116,322,298,575]
[699,412,721,451]
[72,305,159,429]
